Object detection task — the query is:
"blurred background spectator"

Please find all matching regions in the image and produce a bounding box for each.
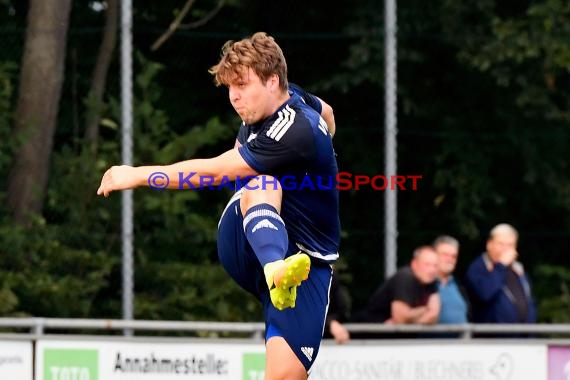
[433,235,469,325]
[354,246,440,326]
[465,224,536,324]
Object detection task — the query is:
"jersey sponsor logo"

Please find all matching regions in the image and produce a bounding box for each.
[251,219,278,233]
[247,133,258,142]
[300,346,314,362]
[267,105,296,141]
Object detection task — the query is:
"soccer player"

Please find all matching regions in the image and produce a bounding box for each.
[97,32,340,380]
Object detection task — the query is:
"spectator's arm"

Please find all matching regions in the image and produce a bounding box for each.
[466,261,508,302]
[416,293,440,325]
[390,301,427,324]
[329,320,350,344]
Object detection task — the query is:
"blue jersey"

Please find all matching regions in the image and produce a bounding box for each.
[236,91,340,263]
[288,83,322,114]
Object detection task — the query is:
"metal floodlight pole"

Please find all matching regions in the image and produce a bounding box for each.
[384,0,398,279]
[120,0,134,336]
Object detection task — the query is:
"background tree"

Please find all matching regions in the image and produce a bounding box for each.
[84,0,118,154]
[7,0,72,225]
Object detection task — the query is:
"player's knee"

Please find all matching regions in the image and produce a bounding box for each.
[240,175,283,214]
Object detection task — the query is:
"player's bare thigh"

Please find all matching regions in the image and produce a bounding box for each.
[239,175,283,215]
[265,336,307,380]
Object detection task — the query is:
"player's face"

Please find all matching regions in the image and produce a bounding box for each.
[228,68,272,124]
[435,243,458,276]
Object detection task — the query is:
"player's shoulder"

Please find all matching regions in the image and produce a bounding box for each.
[261,97,316,142]
[287,93,323,132]
[289,92,319,117]
[289,83,323,114]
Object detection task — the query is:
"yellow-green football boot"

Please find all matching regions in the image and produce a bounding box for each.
[263,253,311,310]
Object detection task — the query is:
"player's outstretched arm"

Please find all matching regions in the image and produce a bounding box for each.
[97,148,257,197]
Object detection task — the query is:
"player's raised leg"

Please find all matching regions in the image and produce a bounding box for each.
[240,175,310,310]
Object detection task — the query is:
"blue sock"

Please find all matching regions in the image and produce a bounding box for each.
[243,203,288,267]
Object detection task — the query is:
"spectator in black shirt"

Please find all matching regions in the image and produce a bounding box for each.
[356,246,440,325]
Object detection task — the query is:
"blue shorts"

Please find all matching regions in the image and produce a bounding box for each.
[217,191,332,371]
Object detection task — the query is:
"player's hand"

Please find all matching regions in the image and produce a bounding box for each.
[330,320,350,344]
[97,165,140,197]
[499,248,518,266]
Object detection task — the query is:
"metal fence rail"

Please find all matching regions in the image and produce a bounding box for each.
[1,318,570,340]
[343,322,570,339]
[0,317,265,336]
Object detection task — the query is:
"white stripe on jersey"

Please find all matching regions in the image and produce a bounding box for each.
[296,242,339,262]
[267,105,296,141]
[318,116,328,135]
[266,109,285,137]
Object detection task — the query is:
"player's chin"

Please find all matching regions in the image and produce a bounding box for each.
[235,109,247,121]
[240,113,260,125]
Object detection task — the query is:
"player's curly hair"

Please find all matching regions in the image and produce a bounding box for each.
[209,32,288,91]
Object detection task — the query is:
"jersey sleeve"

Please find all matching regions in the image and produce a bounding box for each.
[238,113,316,173]
[289,83,322,115]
